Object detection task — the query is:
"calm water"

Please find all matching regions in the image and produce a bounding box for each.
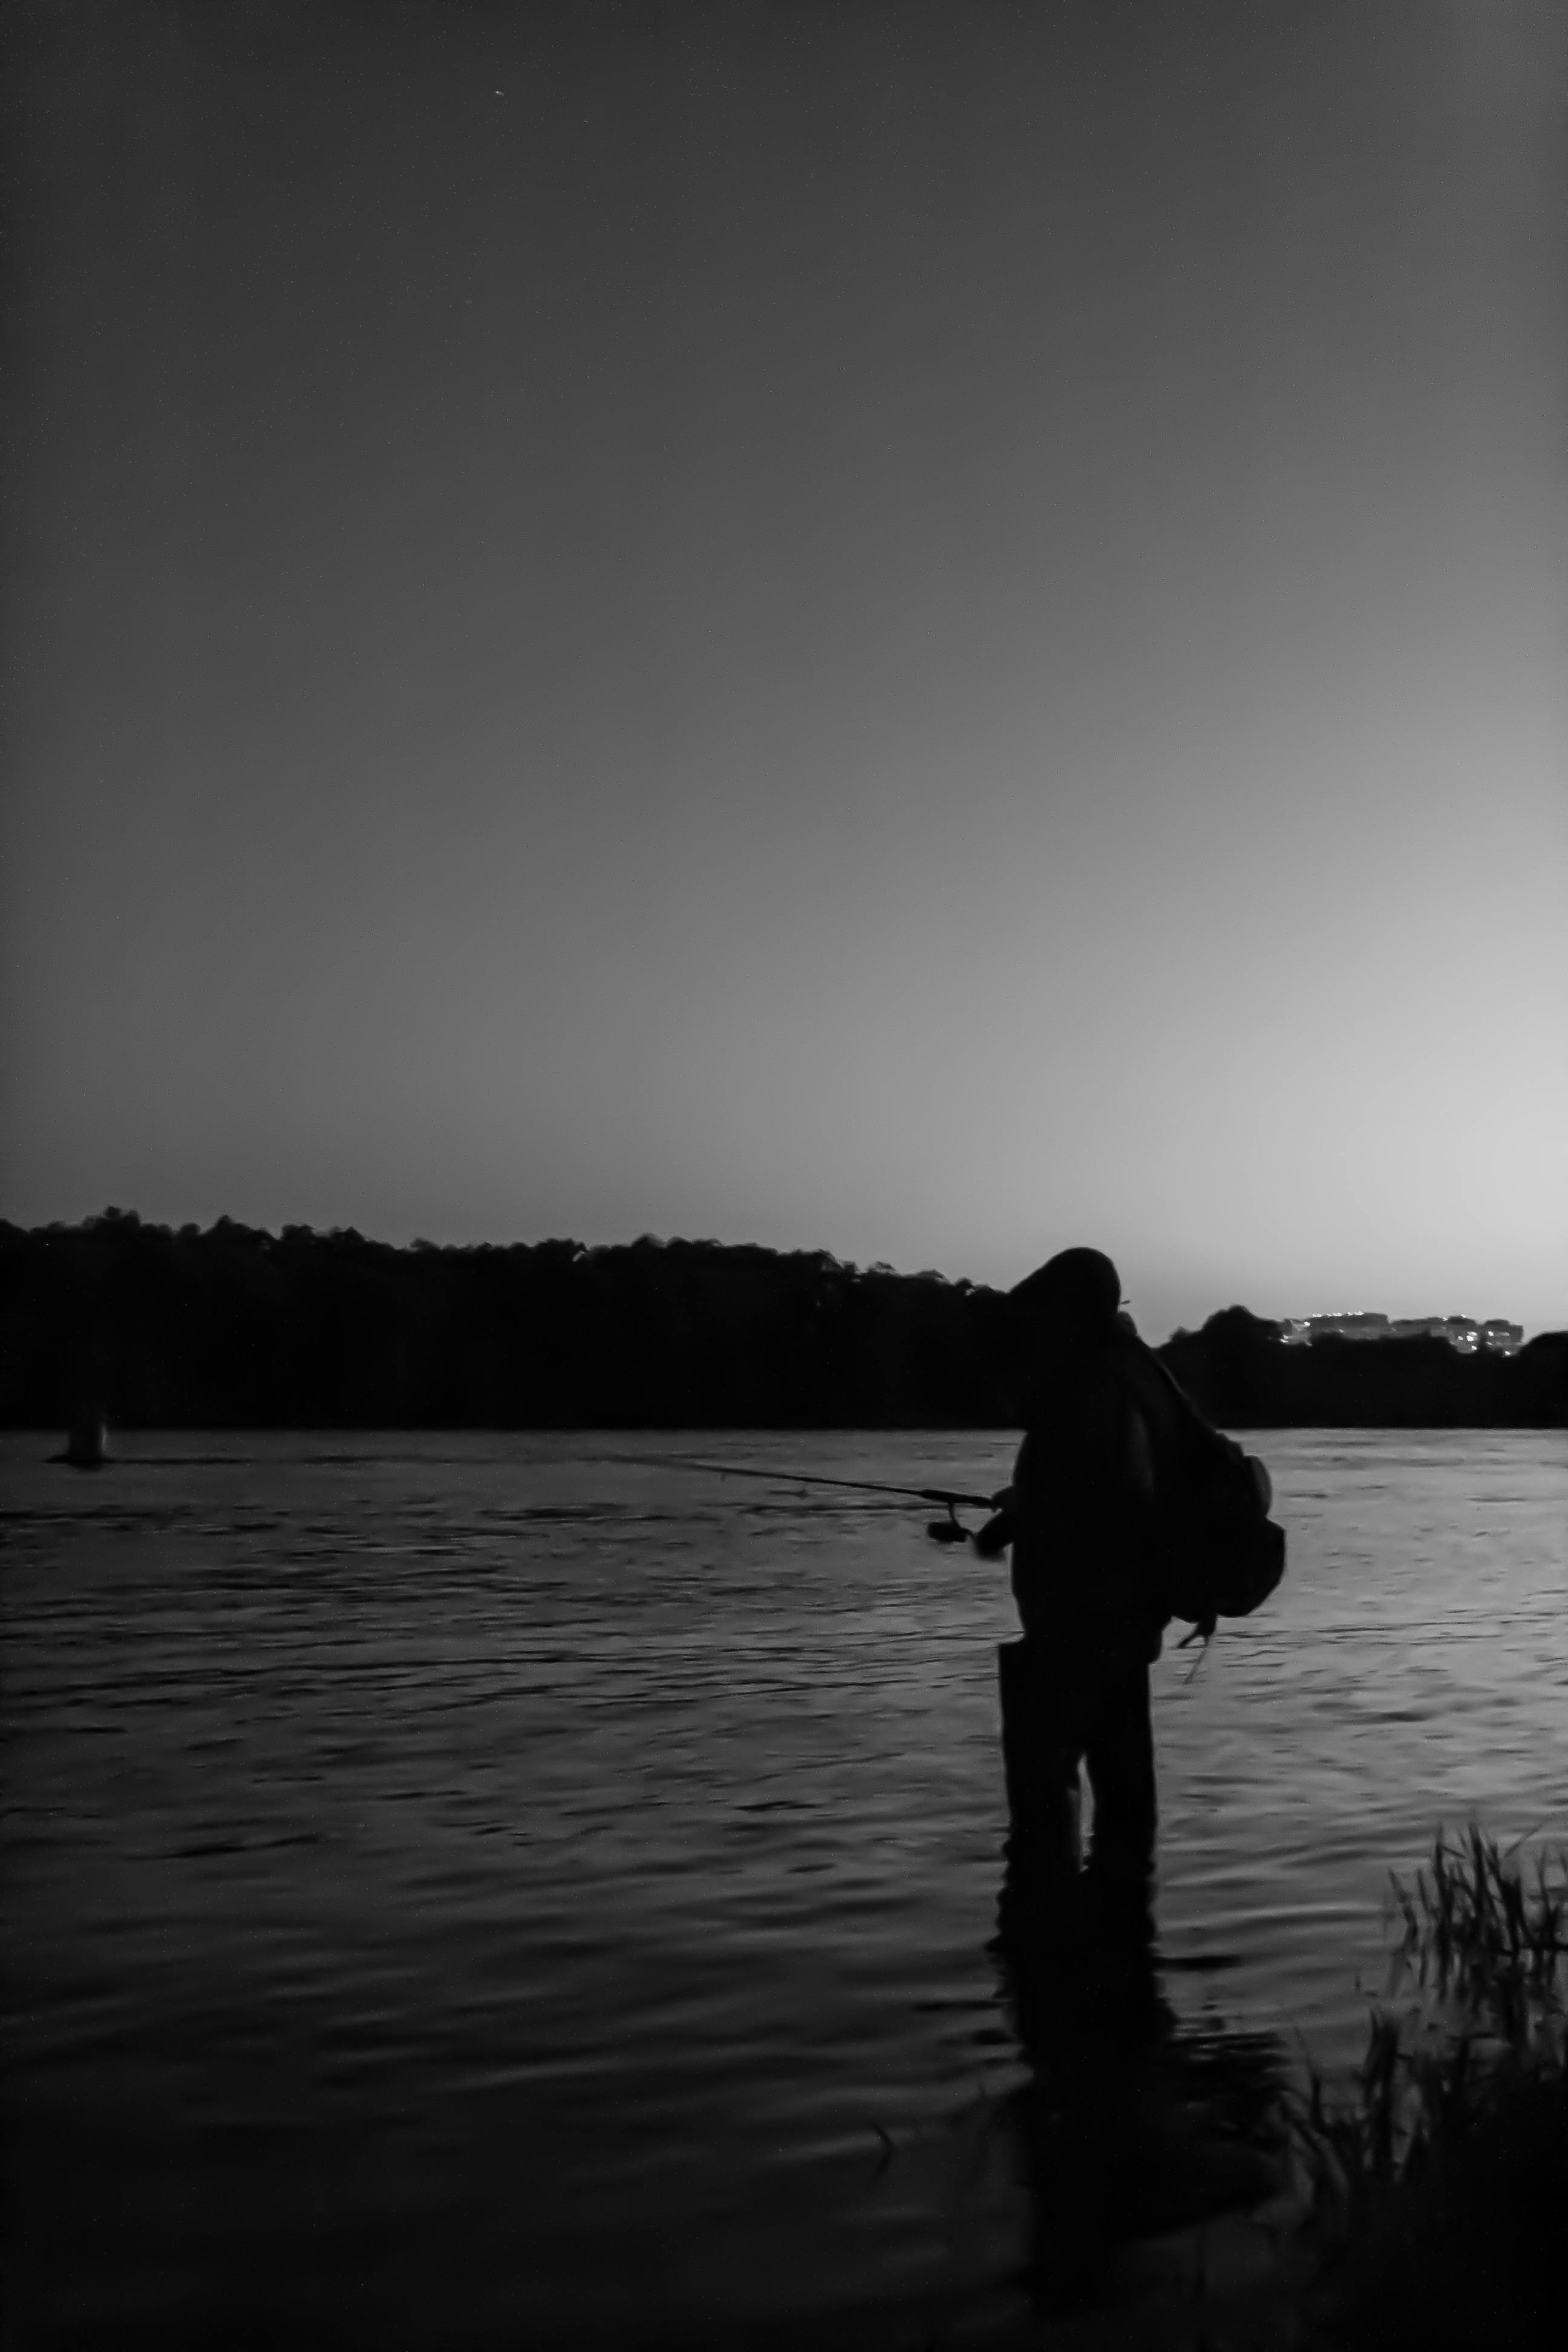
[3,1428,1565,2347]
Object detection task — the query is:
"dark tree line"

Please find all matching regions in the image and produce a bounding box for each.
[2,1212,1563,1430]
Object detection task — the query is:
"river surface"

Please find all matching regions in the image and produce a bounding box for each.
[3,1428,1565,2347]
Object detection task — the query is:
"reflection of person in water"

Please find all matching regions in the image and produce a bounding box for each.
[988,1837,1288,2318]
[975,1246,1198,1895]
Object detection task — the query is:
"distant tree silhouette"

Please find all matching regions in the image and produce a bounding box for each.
[0,1214,1561,1430]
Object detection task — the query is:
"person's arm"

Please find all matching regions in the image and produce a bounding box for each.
[972,1486,1016,1557]
[1122,1406,1155,1496]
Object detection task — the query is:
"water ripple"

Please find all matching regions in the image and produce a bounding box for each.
[2,1426,1564,2345]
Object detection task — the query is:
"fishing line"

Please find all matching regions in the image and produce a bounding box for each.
[607,1451,999,1514]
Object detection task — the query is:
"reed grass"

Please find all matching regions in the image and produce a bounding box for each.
[1293,1825,1568,2349]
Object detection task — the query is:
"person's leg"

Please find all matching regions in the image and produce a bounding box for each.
[998,1639,1088,1883]
[1083,1662,1157,1879]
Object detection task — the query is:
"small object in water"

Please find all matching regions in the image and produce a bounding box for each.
[61,1415,108,1470]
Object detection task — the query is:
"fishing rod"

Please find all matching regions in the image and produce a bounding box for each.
[626,1451,999,1542]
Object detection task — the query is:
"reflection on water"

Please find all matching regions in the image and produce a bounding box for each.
[1,1428,1564,2347]
[990,1633,1290,2319]
[991,1861,1289,2320]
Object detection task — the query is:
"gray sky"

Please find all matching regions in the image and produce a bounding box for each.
[4,0,1564,1336]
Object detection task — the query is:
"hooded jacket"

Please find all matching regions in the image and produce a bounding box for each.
[991,1321,1187,1665]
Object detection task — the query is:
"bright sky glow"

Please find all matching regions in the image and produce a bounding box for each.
[3,1,1564,1338]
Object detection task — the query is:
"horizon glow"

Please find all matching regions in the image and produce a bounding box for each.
[3,2,1565,1345]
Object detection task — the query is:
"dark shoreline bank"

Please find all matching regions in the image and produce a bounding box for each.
[5,1212,1564,1432]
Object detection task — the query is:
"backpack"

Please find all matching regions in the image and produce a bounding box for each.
[1146,1361,1286,1625]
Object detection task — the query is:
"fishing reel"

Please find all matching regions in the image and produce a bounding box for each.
[926,1501,970,1545]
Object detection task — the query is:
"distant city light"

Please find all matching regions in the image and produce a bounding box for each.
[1278,1311,1524,1355]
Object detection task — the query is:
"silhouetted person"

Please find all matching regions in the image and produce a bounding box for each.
[979,1263,1292,2312]
[976,1247,1200,1900]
